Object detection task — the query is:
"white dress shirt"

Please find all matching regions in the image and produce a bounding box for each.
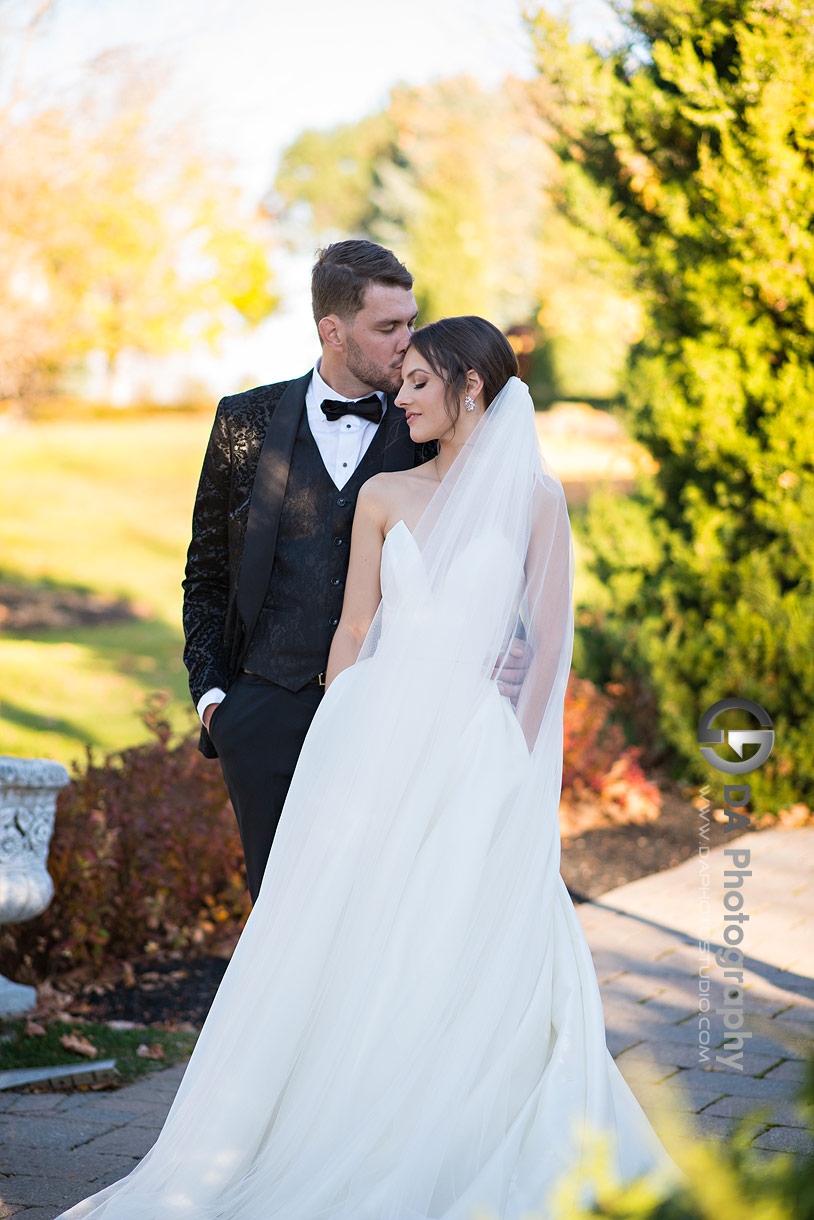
[306,362,387,490]
[196,365,388,722]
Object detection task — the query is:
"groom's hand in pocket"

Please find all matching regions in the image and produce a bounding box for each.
[202,702,220,731]
[493,640,531,706]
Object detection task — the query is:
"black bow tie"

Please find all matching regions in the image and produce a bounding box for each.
[320,394,383,424]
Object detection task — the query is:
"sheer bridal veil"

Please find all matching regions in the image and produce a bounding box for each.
[358,371,575,773]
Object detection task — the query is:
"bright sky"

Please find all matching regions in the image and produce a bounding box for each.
[14,0,620,198]
[7,0,622,394]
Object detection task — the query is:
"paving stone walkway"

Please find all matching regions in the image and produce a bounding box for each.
[580,826,814,1158]
[0,827,812,1217]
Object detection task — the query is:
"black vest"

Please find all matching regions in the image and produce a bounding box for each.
[242,408,388,689]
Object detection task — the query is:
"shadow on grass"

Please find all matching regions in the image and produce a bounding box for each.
[0,615,196,762]
[0,567,141,599]
[12,615,189,695]
[0,698,102,745]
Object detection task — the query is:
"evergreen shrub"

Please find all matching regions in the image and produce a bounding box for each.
[529,0,814,807]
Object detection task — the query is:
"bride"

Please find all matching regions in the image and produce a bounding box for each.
[61,317,677,1220]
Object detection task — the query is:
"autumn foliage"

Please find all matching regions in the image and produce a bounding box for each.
[0,46,277,406]
[563,674,660,825]
[0,700,250,984]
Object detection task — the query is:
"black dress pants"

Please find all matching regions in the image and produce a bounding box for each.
[207,670,324,903]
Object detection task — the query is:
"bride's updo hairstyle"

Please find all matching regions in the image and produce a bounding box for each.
[408,316,519,423]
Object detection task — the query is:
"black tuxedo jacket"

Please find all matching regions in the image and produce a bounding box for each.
[182,371,434,758]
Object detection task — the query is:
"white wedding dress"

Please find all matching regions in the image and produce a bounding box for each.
[61,380,677,1220]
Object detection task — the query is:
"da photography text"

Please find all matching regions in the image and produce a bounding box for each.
[695,697,775,1069]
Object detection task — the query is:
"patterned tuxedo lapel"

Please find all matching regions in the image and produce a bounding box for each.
[236,370,311,656]
[184,373,431,760]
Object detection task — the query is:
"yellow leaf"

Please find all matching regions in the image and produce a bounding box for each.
[59,1032,97,1059]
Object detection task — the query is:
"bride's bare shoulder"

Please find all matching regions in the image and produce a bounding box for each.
[360,466,431,500]
[353,472,404,527]
[358,467,433,531]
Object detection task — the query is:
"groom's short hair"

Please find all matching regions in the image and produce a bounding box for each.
[312,240,413,327]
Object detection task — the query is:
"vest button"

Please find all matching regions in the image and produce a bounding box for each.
[334,537,343,546]
[337,497,348,507]
[330,617,339,627]
[330,577,342,586]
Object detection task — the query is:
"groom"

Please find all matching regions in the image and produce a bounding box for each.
[183,240,523,901]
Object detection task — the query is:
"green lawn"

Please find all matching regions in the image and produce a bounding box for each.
[0,1016,198,1086]
[0,413,214,765]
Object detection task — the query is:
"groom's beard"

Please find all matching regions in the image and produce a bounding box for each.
[346,335,403,395]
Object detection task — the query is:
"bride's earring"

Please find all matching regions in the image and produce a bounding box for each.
[464,395,476,412]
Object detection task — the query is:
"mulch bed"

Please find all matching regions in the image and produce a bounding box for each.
[559,781,751,901]
[74,780,759,1031]
[81,960,231,1029]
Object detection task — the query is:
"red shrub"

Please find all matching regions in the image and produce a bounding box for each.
[562,674,661,821]
[0,701,250,984]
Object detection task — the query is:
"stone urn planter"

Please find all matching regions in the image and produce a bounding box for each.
[0,756,69,1016]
